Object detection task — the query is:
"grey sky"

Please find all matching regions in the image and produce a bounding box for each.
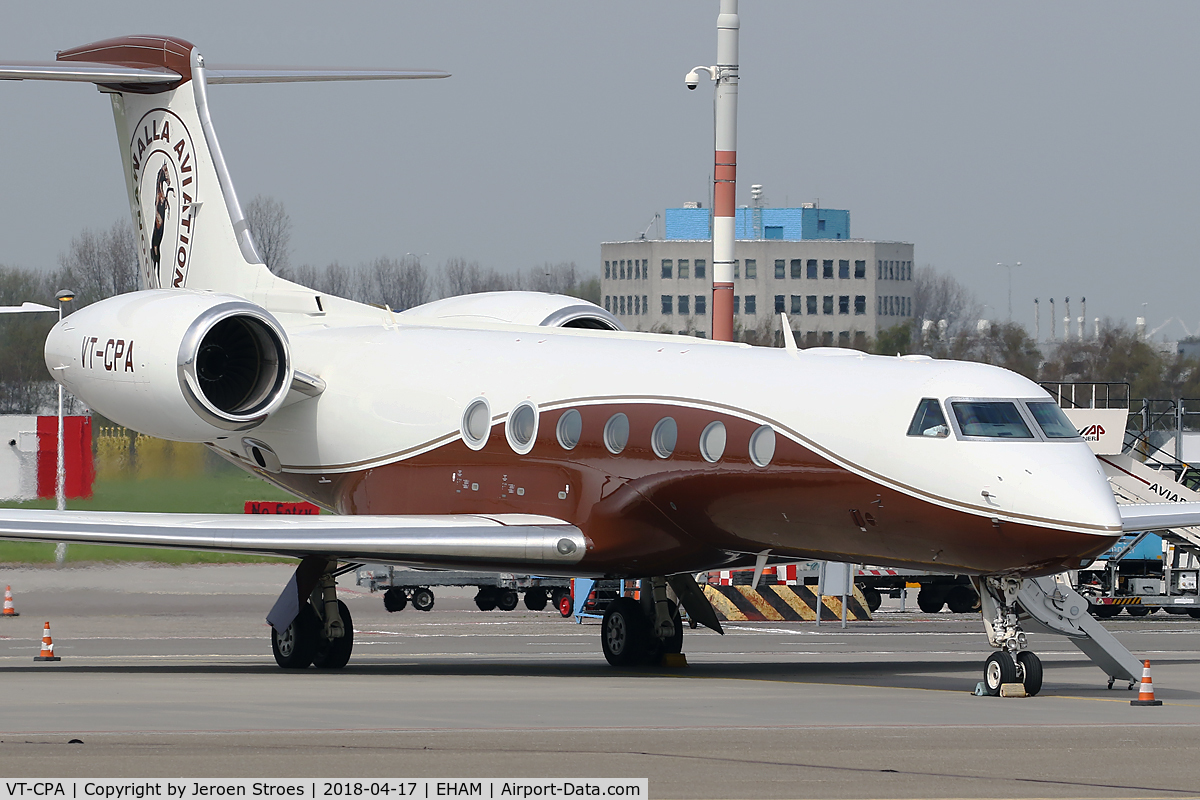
[2,1,1198,338]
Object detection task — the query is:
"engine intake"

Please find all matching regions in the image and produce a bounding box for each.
[179,303,291,429]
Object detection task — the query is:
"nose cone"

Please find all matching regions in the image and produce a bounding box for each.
[1010,442,1123,536]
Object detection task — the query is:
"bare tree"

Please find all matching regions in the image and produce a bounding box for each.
[912,265,981,340]
[56,218,138,305]
[372,256,431,311]
[244,195,292,274]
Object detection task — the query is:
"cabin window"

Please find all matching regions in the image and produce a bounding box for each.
[1026,401,1080,439]
[907,398,949,438]
[951,401,1034,439]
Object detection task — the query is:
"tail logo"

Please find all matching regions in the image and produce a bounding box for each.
[129,109,197,289]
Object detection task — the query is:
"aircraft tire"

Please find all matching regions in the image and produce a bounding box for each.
[412,588,435,612]
[984,651,1017,696]
[272,604,318,669]
[312,600,354,670]
[523,588,548,611]
[383,587,407,612]
[1126,605,1150,617]
[1092,604,1119,619]
[1016,651,1042,696]
[497,589,519,611]
[917,586,946,614]
[601,597,650,667]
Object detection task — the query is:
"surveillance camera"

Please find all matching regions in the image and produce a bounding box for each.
[685,70,699,90]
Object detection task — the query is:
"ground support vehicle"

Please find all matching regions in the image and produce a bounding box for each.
[355,565,572,615]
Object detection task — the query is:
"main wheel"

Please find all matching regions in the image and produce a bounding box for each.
[917,587,946,614]
[497,589,519,611]
[984,651,1017,696]
[556,591,573,617]
[272,604,318,669]
[1126,605,1150,617]
[474,588,498,611]
[411,588,435,611]
[312,600,354,670]
[946,585,980,614]
[1016,651,1043,696]
[383,587,407,612]
[601,597,649,667]
[860,586,882,613]
[523,588,548,611]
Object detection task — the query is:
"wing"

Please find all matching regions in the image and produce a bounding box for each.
[0,62,447,84]
[1118,502,1200,532]
[0,509,585,572]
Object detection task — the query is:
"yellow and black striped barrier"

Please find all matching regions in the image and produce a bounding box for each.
[1096,597,1143,605]
[702,584,872,622]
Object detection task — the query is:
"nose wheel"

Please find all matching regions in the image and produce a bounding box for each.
[982,650,1042,696]
[978,576,1043,696]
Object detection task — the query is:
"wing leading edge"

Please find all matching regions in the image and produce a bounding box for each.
[0,509,586,572]
[1118,502,1200,532]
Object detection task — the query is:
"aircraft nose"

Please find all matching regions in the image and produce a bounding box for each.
[1009,444,1122,535]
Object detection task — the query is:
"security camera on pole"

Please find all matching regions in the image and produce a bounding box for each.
[686,0,739,342]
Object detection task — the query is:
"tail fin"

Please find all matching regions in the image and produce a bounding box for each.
[3,35,448,299]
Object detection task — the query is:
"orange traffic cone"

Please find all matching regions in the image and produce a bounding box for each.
[34,621,60,662]
[2,585,17,617]
[1130,660,1162,706]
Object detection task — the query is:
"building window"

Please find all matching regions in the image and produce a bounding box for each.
[745,295,757,314]
[695,259,706,279]
[604,261,611,280]
[618,296,625,315]
[695,295,706,315]
[733,295,740,314]
[678,259,690,279]
[661,295,673,315]
[662,259,673,279]
[877,260,882,280]
[745,259,757,279]
[774,295,785,314]
[839,260,850,279]
[823,295,834,315]
[818,219,827,231]
[642,295,647,313]
[733,260,739,279]
[907,261,912,280]
[790,259,803,279]
[806,295,817,315]
[838,295,849,315]
[604,296,611,312]
[854,260,866,279]
[774,259,786,279]
[679,295,690,315]
[823,260,834,279]
[634,295,641,315]
[807,259,818,279]
[838,331,850,346]
[822,331,834,346]
[854,295,866,315]
[804,331,818,347]
[622,260,629,280]
[790,295,803,315]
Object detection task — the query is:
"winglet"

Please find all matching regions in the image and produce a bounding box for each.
[780,313,798,353]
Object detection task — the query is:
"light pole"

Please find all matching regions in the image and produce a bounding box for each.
[686,0,739,341]
[53,289,75,565]
[997,262,1021,322]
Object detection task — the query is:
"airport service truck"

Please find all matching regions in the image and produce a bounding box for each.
[355,565,573,616]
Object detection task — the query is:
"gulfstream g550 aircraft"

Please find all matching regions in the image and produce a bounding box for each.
[2,35,1194,691]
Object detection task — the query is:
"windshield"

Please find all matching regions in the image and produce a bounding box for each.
[907,398,949,438]
[1026,401,1080,439]
[951,401,1034,439]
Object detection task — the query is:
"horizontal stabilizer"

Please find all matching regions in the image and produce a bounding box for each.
[1118,502,1200,532]
[0,509,585,570]
[0,60,180,83]
[204,67,450,84]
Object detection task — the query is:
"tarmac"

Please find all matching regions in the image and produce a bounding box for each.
[1,563,1198,799]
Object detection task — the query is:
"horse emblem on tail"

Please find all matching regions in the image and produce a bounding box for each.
[149,164,175,277]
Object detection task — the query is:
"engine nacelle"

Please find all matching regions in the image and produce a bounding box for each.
[45,290,293,441]
[396,291,624,331]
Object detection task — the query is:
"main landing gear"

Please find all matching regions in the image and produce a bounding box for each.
[600,576,684,667]
[272,567,355,670]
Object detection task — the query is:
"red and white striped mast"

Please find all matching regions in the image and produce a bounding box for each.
[687,0,739,341]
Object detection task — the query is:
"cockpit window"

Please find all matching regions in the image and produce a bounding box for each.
[951,401,1034,439]
[1026,401,1080,439]
[907,398,949,438]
